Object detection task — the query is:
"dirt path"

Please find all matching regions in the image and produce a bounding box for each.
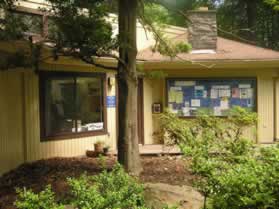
[0,156,196,209]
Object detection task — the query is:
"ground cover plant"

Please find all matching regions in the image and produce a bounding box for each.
[15,163,150,209]
[14,163,178,209]
[5,157,191,209]
[0,157,193,209]
[160,107,279,209]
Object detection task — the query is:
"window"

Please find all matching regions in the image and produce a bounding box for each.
[12,12,43,35]
[40,72,106,140]
[167,78,256,117]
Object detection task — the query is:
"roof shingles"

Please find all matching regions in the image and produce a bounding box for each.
[137,37,279,62]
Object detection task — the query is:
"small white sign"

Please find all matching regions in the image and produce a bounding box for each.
[86,123,104,131]
[175,81,195,86]
[220,100,229,110]
[195,86,205,90]
[210,89,218,99]
[212,85,230,89]
[239,84,251,89]
[182,107,190,116]
[170,86,182,91]
[191,99,201,107]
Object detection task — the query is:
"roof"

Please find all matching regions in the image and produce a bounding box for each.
[137,32,279,63]
[9,2,279,65]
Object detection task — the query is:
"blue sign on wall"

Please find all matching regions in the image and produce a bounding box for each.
[107,96,116,108]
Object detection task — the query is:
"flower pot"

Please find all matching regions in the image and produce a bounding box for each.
[86,150,98,158]
[103,147,109,155]
[94,143,104,153]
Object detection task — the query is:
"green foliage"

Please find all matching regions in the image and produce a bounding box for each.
[15,163,176,209]
[144,3,176,26]
[150,0,218,27]
[0,0,28,41]
[210,158,275,209]
[46,0,117,58]
[15,185,64,209]
[151,30,192,58]
[0,12,28,40]
[68,163,147,209]
[217,0,279,50]
[265,0,279,10]
[141,2,191,58]
[160,107,279,209]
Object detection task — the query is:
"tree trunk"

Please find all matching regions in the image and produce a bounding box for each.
[117,0,142,175]
[246,0,257,38]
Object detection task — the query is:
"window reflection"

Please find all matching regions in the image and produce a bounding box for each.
[43,74,104,138]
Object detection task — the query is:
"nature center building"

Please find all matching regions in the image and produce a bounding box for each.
[1,1,279,175]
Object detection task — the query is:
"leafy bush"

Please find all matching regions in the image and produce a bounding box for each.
[160,107,279,209]
[68,163,147,209]
[210,159,275,209]
[15,163,176,209]
[15,185,64,209]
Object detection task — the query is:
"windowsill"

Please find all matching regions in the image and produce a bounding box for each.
[40,130,108,142]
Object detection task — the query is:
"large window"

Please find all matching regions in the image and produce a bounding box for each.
[40,72,106,140]
[167,78,256,117]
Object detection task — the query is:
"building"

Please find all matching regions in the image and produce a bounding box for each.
[1,1,279,175]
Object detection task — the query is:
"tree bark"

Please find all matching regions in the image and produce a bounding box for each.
[246,0,257,39]
[246,0,257,30]
[117,0,142,175]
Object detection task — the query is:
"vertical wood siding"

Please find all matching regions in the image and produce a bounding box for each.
[257,76,274,143]
[0,71,24,175]
[275,78,279,140]
[143,79,154,144]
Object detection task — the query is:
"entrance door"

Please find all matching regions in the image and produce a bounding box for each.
[138,78,144,144]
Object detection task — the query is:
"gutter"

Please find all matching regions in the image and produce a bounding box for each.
[140,59,279,70]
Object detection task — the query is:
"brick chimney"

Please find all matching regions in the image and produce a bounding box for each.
[188,7,217,50]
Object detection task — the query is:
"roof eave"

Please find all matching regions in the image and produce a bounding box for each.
[140,59,279,70]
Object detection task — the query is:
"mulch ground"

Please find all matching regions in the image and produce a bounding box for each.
[0,156,196,209]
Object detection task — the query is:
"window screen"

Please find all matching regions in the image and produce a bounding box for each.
[167,78,256,117]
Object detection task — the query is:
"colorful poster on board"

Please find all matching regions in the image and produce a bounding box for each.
[167,79,256,117]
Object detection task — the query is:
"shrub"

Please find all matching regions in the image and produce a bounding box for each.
[15,185,64,209]
[15,163,177,209]
[68,163,147,209]
[160,107,279,209]
[210,159,275,209]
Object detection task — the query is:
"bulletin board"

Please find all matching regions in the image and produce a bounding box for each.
[167,78,256,117]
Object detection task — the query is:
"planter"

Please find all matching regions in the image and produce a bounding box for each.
[103,147,109,155]
[94,143,104,153]
[86,150,98,158]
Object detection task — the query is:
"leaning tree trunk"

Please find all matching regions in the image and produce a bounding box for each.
[117,0,142,175]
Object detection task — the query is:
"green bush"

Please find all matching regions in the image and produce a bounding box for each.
[15,185,64,209]
[210,159,275,209]
[15,163,177,209]
[160,107,279,209]
[68,163,148,209]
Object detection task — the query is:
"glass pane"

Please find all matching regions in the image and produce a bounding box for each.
[45,77,76,136]
[76,77,104,132]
